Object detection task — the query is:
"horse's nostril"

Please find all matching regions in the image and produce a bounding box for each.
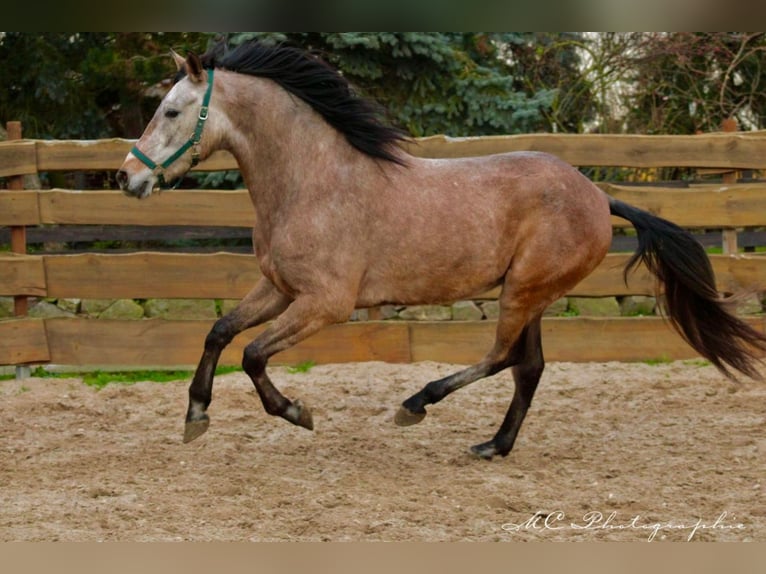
[115,170,129,189]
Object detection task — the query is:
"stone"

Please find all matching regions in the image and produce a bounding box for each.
[736,294,763,315]
[81,299,115,316]
[618,296,657,316]
[23,173,42,190]
[543,297,569,317]
[57,298,81,314]
[28,300,76,318]
[451,300,483,321]
[377,305,401,320]
[397,305,452,321]
[568,297,621,317]
[144,298,218,320]
[0,297,14,318]
[100,299,145,320]
[349,309,369,321]
[220,299,241,316]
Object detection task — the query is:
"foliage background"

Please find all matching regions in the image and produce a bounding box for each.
[2,32,765,142]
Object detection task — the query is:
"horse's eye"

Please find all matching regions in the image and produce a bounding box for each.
[165,109,180,119]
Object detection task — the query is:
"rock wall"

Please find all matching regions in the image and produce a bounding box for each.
[2,294,764,321]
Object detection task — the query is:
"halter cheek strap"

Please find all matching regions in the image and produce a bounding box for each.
[131,68,214,190]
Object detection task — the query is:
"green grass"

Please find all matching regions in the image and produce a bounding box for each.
[642,356,673,366]
[11,365,243,389]
[80,370,192,389]
[642,357,713,368]
[557,308,580,317]
[286,360,316,374]
[682,359,712,368]
[2,361,322,387]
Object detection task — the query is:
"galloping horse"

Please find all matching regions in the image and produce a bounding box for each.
[117,41,766,459]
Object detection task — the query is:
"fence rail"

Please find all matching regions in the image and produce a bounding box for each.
[3,183,766,228]
[2,131,766,368]
[3,131,766,174]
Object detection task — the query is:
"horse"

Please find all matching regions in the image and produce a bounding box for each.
[116,40,766,459]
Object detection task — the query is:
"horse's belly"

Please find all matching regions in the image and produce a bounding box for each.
[355,258,505,308]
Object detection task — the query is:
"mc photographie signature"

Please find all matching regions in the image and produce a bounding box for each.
[501,510,746,542]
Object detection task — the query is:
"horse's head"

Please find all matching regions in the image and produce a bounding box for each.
[116,51,214,199]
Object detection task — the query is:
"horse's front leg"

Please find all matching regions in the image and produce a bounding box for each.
[241,295,353,431]
[184,278,291,443]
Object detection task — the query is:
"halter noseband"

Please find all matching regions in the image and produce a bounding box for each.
[131,68,214,190]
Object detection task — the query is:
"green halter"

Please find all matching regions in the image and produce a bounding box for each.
[131,68,214,190]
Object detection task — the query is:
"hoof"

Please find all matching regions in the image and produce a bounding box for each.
[286,399,314,430]
[469,440,499,460]
[183,416,210,444]
[394,405,427,427]
[469,440,511,460]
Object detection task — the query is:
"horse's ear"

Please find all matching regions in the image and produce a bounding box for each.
[170,49,186,72]
[185,53,205,83]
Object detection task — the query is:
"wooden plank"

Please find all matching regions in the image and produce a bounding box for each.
[565,253,766,297]
[12,315,765,368]
[25,133,766,173]
[43,319,411,366]
[0,254,47,296]
[20,182,766,229]
[404,133,766,169]
[35,139,130,171]
[602,183,766,228]
[38,189,254,227]
[35,251,766,301]
[43,252,261,299]
[476,253,766,299]
[0,192,40,226]
[0,140,37,177]
[409,321,496,364]
[722,229,738,255]
[541,317,706,362]
[569,254,654,297]
[0,318,50,364]
[409,316,766,364]
[713,254,766,295]
[33,139,238,171]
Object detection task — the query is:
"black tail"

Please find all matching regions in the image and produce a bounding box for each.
[609,197,766,380]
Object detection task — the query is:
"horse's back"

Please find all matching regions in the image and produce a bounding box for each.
[401,150,612,253]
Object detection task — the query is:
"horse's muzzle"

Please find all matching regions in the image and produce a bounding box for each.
[115,169,130,190]
[116,169,153,199]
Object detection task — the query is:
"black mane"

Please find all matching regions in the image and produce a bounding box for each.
[198,40,408,165]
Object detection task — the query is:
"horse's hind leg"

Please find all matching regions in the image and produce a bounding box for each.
[470,315,544,459]
[184,278,290,443]
[394,330,527,426]
[395,291,535,426]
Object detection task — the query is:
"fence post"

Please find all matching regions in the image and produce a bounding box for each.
[6,121,31,379]
[720,118,739,255]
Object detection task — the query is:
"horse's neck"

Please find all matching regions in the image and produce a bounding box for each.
[215,73,379,224]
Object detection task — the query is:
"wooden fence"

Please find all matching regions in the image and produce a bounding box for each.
[2,130,766,368]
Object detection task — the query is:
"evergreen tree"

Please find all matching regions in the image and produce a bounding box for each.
[0,32,208,139]
[230,32,560,137]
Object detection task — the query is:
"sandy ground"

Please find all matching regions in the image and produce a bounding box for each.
[1,360,764,542]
